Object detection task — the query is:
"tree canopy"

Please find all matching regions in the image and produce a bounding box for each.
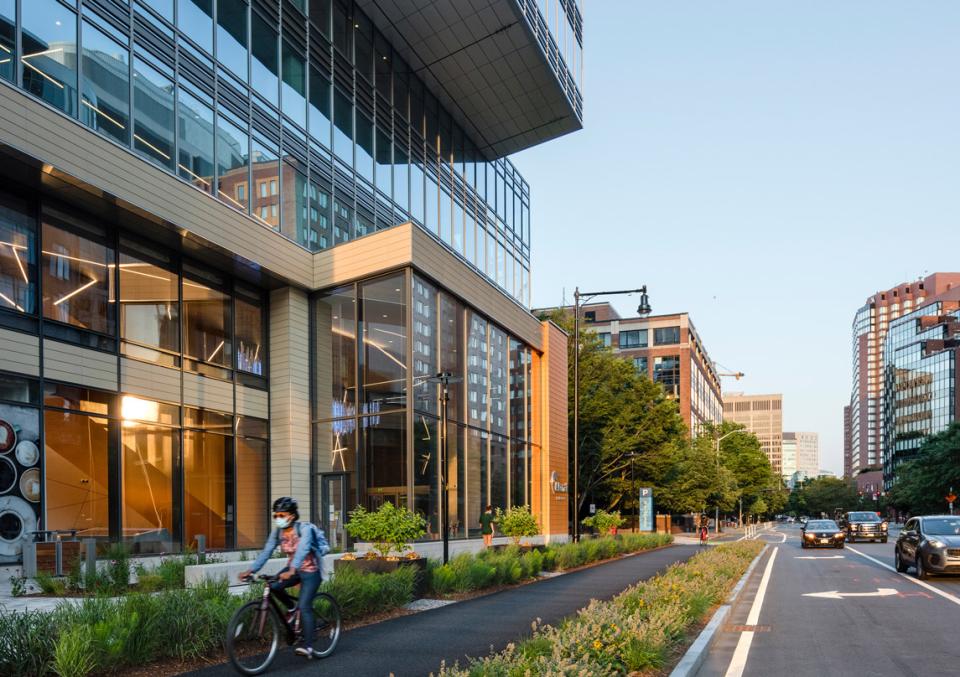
[786,476,860,518]
[886,422,960,515]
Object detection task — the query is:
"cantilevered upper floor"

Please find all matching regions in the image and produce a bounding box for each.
[357,0,584,158]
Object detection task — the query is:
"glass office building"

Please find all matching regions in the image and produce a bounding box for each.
[0,0,580,561]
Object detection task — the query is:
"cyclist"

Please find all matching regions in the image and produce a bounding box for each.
[239,497,329,659]
[699,514,709,546]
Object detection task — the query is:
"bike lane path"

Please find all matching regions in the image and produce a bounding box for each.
[183,544,697,677]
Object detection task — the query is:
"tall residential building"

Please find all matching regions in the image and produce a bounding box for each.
[722,393,783,474]
[850,273,960,491]
[781,432,817,483]
[0,0,581,563]
[536,302,724,436]
[843,405,853,479]
[882,294,960,487]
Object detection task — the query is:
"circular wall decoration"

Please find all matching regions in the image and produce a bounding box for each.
[0,420,16,454]
[15,440,39,468]
[20,468,40,503]
[0,457,15,495]
[0,496,36,559]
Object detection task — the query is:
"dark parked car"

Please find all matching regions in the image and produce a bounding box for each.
[895,516,960,579]
[801,519,845,549]
[841,511,888,543]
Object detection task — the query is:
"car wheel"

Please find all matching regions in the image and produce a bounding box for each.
[916,554,929,580]
[895,548,907,573]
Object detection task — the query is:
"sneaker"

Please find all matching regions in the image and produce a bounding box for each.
[295,647,314,659]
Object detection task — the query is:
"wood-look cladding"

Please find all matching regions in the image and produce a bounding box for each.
[269,288,312,517]
[43,339,118,391]
[120,358,180,404]
[183,372,234,412]
[541,321,569,538]
[0,82,313,288]
[236,385,269,419]
[0,328,40,376]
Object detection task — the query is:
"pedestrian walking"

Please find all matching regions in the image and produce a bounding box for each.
[480,505,495,547]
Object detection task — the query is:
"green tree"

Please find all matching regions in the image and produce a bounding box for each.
[887,423,960,515]
[789,477,860,518]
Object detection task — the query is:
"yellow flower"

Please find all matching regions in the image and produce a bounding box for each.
[592,639,603,650]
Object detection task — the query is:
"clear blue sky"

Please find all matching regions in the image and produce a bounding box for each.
[514,1,960,474]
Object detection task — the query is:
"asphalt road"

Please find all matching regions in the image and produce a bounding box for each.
[184,544,697,677]
[697,523,960,677]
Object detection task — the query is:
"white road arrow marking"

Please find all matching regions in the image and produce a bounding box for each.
[803,588,898,600]
[795,555,845,560]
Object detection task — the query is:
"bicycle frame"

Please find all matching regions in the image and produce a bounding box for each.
[254,576,301,643]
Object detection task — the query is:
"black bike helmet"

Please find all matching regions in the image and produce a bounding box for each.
[272,496,299,519]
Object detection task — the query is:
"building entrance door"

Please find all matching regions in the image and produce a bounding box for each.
[320,474,347,550]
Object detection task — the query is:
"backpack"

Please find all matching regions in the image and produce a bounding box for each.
[294,521,330,561]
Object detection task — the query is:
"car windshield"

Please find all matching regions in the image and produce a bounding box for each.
[807,521,838,531]
[847,512,881,522]
[923,518,960,536]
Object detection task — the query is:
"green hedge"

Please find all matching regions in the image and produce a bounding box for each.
[437,540,765,676]
[428,533,672,596]
[0,567,417,676]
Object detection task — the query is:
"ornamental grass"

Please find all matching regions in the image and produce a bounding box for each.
[437,540,764,676]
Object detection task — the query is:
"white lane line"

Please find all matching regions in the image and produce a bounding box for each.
[846,546,960,608]
[724,546,779,677]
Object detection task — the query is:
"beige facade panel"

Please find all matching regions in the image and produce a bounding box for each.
[0,83,313,289]
[269,288,312,515]
[236,385,269,420]
[182,372,234,412]
[43,339,118,391]
[120,358,181,404]
[312,225,413,289]
[0,328,40,377]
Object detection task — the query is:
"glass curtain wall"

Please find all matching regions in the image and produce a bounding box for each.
[7,0,533,305]
[312,268,537,542]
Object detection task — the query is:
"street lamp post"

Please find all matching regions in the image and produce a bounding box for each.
[572,286,651,542]
[428,371,463,564]
[626,452,640,532]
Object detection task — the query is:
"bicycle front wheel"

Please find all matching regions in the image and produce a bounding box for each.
[311,592,342,658]
[225,601,281,675]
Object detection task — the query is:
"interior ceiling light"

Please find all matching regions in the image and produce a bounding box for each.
[53,279,97,306]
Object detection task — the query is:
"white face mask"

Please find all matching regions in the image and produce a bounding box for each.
[274,516,292,529]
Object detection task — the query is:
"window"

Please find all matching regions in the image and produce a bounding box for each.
[620,329,648,348]
[0,0,14,83]
[183,272,231,371]
[177,87,214,193]
[42,216,115,335]
[310,0,331,39]
[360,274,406,410]
[133,58,175,170]
[633,356,648,375]
[597,332,611,347]
[653,355,681,397]
[119,247,180,362]
[236,184,246,201]
[309,67,332,148]
[251,13,279,107]
[81,22,129,146]
[654,326,681,345]
[22,0,78,118]
[333,87,353,166]
[178,0,213,53]
[356,113,374,183]
[236,416,269,547]
[184,408,232,550]
[0,191,36,315]
[235,289,263,375]
[216,114,249,210]
[361,412,405,510]
[216,0,248,81]
[281,40,306,128]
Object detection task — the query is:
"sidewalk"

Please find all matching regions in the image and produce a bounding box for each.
[183,544,699,677]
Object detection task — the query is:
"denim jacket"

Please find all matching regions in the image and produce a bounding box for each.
[249,521,330,574]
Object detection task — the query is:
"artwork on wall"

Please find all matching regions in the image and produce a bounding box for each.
[0,403,41,563]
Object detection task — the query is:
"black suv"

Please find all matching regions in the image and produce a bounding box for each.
[841,511,888,543]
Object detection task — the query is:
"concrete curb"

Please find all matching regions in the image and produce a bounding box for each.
[668,543,769,677]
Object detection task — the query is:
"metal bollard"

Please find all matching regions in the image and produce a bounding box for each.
[54,538,63,577]
[22,539,37,578]
[84,538,97,582]
[196,534,206,565]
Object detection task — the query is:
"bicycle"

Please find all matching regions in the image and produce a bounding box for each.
[225,573,342,675]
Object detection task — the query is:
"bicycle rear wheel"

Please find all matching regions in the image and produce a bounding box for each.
[225,601,281,675]
[310,592,342,658]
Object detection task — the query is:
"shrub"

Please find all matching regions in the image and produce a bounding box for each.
[321,564,415,619]
[581,509,625,535]
[494,506,540,545]
[52,624,95,677]
[345,503,427,557]
[0,609,57,676]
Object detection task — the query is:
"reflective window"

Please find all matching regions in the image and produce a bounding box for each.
[80,22,129,146]
[354,13,372,81]
[466,427,486,537]
[333,190,352,243]
[411,276,437,415]
[42,217,114,334]
[133,58,175,170]
[333,87,353,166]
[410,160,424,223]
[308,176,332,250]
[362,411,405,509]
[374,127,391,198]
[332,0,352,59]
[184,423,230,550]
[235,291,263,375]
[356,113,374,183]
[177,87,215,193]
[216,114,249,210]
[489,325,507,434]
[0,0,14,83]
[633,356,648,375]
[597,332,611,347]
[393,144,409,213]
[21,0,78,118]
[309,67,332,148]
[620,329,648,348]
[467,312,488,427]
[0,401,40,544]
[119,249,180,359]
[309,0,331,39]
[216,0,248,81]
[490,434,507,511]
[178,0,213,54]
[236,419,268,548]
[653,355,681,397]
[44,407,112,537]
[251,13,279,107]
[183,275,231,369]
[250,138,280,228]
[413,415,439,537]
[0,191,36,315]
[654,326,681,345]
[316,284,356,416]
[361,274,406,411]
[281,40,306,129]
